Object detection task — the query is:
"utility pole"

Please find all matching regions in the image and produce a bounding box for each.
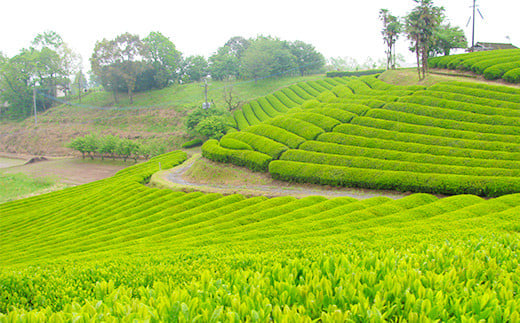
[471,0,476,51]
[33,86,37,126]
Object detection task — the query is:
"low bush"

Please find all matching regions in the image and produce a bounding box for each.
[288,112,340,132]
[265,94,290,113]
[220,137,252,150]
[181,139,203,149]
[331,85,354,97]
[249,101,270,121]
[483,61,520,80]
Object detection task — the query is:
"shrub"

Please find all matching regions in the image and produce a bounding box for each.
[266,116,324,140]
[194,115,229,139]
[181,139,203,149]
[220,137,252,150]
[301,99,320,109]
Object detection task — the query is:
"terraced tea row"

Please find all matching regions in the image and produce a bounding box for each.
[429,49,520,83]
[2,150,520,321]
[204,76,520,196]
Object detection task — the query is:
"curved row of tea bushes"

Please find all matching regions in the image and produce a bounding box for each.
[280,149,520,178]
[366,108,520,141]
[299,140,520,170]
[337,122,520,153]
[318,131,520,162]
[244,124,305,149]
[400,93,520,118]
[266,116,324,140]
[223,131,287,159]
[287,111,340,132]
[429,49,520,83]
[269,160,520,196]
[201,139,271,171]
[384,101,520,128]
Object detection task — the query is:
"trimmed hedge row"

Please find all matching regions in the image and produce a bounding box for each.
[257,97,281,117]
[288,112,340,131]
[241,103,262,125]
[244,124,305,149]
[266,116,324,140]
[265,94,290,113]
[367,108,520,140]
[289,84,315,100]
[312,80,335,90]
[280,149,520,177]
[323,103,370,115]
[306,107,356,123]
[401,93,520,118]
[428,83,520,104]
[360,75,426,92]
[299,140,520,170]
[318,132,520,161]
[446,81,520,95]
[281,88,305,104]
[233,110,250,130]
[249,101,270,121]
[383,101,520,129]
[333,122,520,155]
[269,160,520,196]
[316,91,337,103]
[220,137,252,150]
[224,131,288,159]
[483,61,520,80]
[273,92,299,108]
[326,69,385,77]
[201,139,271,172]
[297,82,321,97]
[331,85,354,97]
[472,55,520,74]
[503,68,520,83]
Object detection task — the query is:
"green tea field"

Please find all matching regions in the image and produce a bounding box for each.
[204,75,520,196]
[2,151,520,321]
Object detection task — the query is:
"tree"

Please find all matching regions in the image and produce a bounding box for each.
[431,24,467,56]
[90,33,150,104]
[288,40,325,76]
[405,0,444,80]
[222,85,243,112]
[181,55,208,83]
[379,9,402,70]
[73,70,88,103]
[0,50,35,118]
[209,46,240,81]
[240,37,297,82]
[143,31,182,88]
[224,36,250,59]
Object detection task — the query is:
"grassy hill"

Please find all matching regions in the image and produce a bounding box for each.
[203,73,520,196]
[0,75,321,156]
[2,151,520,321]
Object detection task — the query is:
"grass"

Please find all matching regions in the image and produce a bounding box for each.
[380,68,520,88]
[0,172,56,203]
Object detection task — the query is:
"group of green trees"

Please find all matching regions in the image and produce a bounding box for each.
[0,31,85,118]
[380,0,467,79]
[1,31,325,118]
[67,134,167,162]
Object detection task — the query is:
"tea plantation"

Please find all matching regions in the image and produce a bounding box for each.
[429,49,520,83]
[206,75,520,196]
[2,150,520,321]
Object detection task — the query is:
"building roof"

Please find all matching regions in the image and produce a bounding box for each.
[474,42,518,50]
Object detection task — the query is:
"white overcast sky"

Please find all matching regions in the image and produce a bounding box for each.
[0,0,518,69]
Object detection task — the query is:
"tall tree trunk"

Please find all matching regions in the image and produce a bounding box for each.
[415,41,421,80]
[128,88,133,104]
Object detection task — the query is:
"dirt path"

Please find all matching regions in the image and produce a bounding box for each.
[161,155,413,200]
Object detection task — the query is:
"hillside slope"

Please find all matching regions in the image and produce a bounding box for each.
[203,75,520,196]
[2,151,520,321]
[0,75,321,156]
